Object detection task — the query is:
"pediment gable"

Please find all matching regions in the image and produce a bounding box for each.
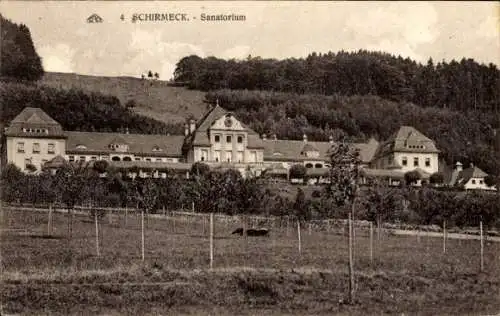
[211,113,246,131]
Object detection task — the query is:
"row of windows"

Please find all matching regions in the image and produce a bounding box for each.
[17,142,55,154]
[305,163,324,169]
[401,157,431,167]
[68,155,175,163]
[199,150,257,163]
[214,135,244,144]
[22,128,48,134]
[471,179,484,185]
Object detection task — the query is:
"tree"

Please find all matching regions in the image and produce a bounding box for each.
[93,160,109,174]
[190,162,210,178]
[362,179,399,227]
[1,163,24,202]
[54,162,90,239]
[154,72,159,80]
[326,139,361,304]
[289,164,307,180]
[484,174,498,188]
[404,170,420,186]
[293,188,311,221]
[429,172,445,185]
[147,70,153,79]
[133,178,159,261]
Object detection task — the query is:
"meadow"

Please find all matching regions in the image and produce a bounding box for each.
[39,72,207,124]
[1,208,499,315]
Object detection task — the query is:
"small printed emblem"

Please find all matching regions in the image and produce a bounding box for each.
[87,14,103,23]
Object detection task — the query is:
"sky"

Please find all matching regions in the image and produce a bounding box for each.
[1,1,499,80]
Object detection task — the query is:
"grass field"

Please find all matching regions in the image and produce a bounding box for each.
[1,208,499,315]
[40,72,207,124]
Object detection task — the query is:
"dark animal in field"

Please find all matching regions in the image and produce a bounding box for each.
[232,227,269,237]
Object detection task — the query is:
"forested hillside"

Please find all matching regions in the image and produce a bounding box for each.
[204,90,500,175]
[174,51,500,114]
[0,14,44,81]
[0,82,183,135]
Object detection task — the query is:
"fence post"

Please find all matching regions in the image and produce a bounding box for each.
[480,221,484,272]
[348,212,355,303]
[297,220,302,255]
[47,204,53,235]
[192,202,195,213]
[141,209,145,261]
[443,220,447,254]
[308,222,312,236]
[210,213,214,269]
[125,205,128,227]
[370,221,373,264]
[95,209,100,257]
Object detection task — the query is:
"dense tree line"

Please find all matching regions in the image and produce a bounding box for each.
[0,81,184,135]
[1,14,44,81]
[175,51,499,113]
[2,162,499,230]
[203,90,500,176]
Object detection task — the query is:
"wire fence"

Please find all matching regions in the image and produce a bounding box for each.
[1,204,498,275]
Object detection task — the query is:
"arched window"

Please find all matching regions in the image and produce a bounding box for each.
[315,163,323,168]
[123,157,132,161]
[305,163,313,168]
[112,156,121,161]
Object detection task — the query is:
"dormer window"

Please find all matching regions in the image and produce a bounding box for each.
[76,144,87,150]
[152,145,162,152]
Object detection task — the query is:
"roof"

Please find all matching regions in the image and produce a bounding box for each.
[455,166,489,185]
[374,126,439,158]
[43,155,69,169]
[185,105,264,149]
[66,131,185,157]
[5,107,65,137]
[262,138,378,163]
[108,161,192,171]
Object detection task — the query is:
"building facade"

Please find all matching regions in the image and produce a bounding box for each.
[3,106,461,186]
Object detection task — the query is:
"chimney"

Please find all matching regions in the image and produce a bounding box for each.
[303,134,307,143]
[262,134,267,140]
[189,119,196,133]
[272,133,277,141]
[184,123,189,136]
[329,135,334,144]
[455,161,463,172]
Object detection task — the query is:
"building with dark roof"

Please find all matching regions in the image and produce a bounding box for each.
[3,106,448,184]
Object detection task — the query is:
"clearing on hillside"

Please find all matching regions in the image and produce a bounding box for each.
[40,72,208,124]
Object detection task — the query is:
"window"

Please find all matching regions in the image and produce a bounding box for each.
[226,135,232,143]
[237,136,244,143]
[24,158,31,169]
[249,151,257,163]
[226,151,232,162]
[42,159,48,165]
[17,142,25,153]
[112,156,121,161]
[425,158,431,167]
[135,157,141,161]
[79,156,86,162]
[91,156,97,161]
[76,144,87,150]
[152,146,161,152]
[48,143,55,154]
[156,158,162,162]
[123,157,132,161]
[214,135,220,143]
[471,179,476,185]
[201,149,208,162]
[402,157,407,166]
[479,180,484,185]
[305,163,313,168]
[32,143,40,154]
[69,155,75,162]
[315,163,323,168]
[414,157,419,167]
[214,150,221,162]
[237,151,244,163]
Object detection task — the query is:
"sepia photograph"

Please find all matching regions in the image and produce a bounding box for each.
[0,1,499,315]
